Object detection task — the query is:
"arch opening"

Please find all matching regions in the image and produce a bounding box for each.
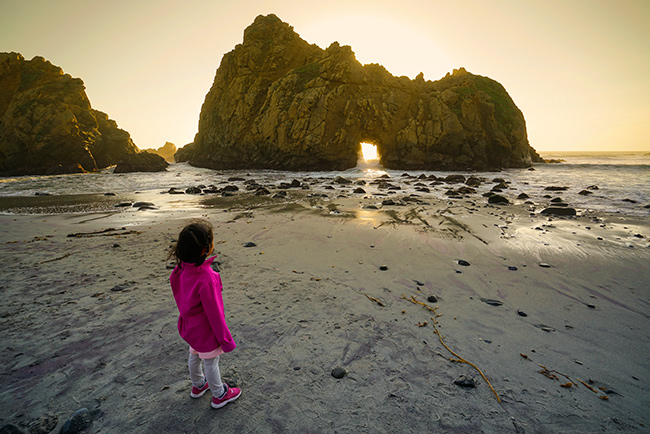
[357,141,383,172]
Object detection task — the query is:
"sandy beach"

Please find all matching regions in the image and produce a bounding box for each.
[1,190,649,433]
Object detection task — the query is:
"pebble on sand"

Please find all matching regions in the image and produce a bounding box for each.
[457,259,470,266]
[539,263,551,268]
[243,242,257,247]
[379,265,388,271]
[453,375,477,388]
[427,295,438,303]
[331,367,347,379]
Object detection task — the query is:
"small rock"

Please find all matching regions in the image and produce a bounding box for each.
[228,177,245,182]
[353,187,366,194]
[544,186,569,191]
[243,242,257,248]
[112,243,120,248]
[185,186,202,194]
[132,201,155,208]
[516,309,528,317]
[110,284,128,292]
[540,207,576,216]
[114,202,132,207]
[379,265,388,271]
[60,408,92,434]
[539,263,551,268]
[587,303,596,309]
[413,280,424,286]
[331,367,347,379]
[508,265,518,271]
[457,259,470,266]
[578,190,593,196]
[535,324,556,332]
[382,199,396,206]
[103,192,116,196]
[480,298,503,306]
[517,193,529,200]
[453,375,476,388]
[427,295,438,303]
[488,194,510,205]
[334,176,352,185]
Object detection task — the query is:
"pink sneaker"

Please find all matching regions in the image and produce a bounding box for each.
[190,381,209,398]
[211,383,241,409]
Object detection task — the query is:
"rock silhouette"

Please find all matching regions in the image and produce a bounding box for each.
[0,53,162,175]
[177,14,541,171]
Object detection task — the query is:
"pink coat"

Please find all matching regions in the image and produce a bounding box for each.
[170,256,236,353]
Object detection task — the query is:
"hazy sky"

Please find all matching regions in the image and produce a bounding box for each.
[2,0,649,152]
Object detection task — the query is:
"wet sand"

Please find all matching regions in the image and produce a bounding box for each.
[1,193,649,433]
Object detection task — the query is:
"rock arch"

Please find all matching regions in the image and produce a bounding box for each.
[177,14,541,171]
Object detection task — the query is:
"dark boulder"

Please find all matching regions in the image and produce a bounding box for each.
[113,151,168,173]
[540,207,577,216]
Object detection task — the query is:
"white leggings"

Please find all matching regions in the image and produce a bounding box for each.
[188,352,225,398]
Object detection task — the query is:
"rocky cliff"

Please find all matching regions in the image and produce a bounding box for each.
[0,53,163,175]
[144,141,177,162]
[178,14,541,171]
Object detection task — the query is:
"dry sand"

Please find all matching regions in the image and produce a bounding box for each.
[1,193,649,433]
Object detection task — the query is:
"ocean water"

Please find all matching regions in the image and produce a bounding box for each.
[0,152,648,216]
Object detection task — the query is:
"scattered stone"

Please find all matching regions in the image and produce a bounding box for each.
[633,234,644,238]
[185,186,202,194]
[488,194,509,205]
[60,408,92,434]
[427,295,438,303]
[586,185,599,190]
[535,324,556,332]
[622,198,637,204]
[331,367,347,379]
[382,199,396,206]
[457,259,470,266]
[453,375,477,388]
[379,265,388,271]
[508,265,518,271]
[168,187,185,194]
[550,197,564,203]
[539,263,551,268]
[480,298,503,306]
[353,187,366,194]
[544,186,569,191]
[34,192,52,196]
[540,207,576,216]
[103,192,116,196]
[517,193,529,200]
[444,174,466,183]
[587,303,596,309]
[228,177,246,182]
[243,242,257,247]
[578,190,593,195]
[112,243,120,248]
[516,309,528,317]
[334,176,352,185]
[413,280,424,286]
[254,187,270,196]
[110,284,128,292]
[114,202,132,207]
[221,185,239,192]
[132,201,155,208]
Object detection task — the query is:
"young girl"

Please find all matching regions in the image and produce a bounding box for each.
[169,221,241,409]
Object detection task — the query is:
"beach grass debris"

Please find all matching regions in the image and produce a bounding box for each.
[362,293,385,307]
[538,364,611,400]
[401,294,501,403]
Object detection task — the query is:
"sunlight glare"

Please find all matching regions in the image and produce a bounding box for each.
[361,142,379,161]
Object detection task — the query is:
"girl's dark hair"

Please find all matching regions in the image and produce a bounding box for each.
[170,221,214,266]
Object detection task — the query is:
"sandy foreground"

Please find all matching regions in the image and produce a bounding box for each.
[0,192,649,433]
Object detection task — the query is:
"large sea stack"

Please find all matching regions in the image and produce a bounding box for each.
[0,52,167,175]
[178,14,541,171]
